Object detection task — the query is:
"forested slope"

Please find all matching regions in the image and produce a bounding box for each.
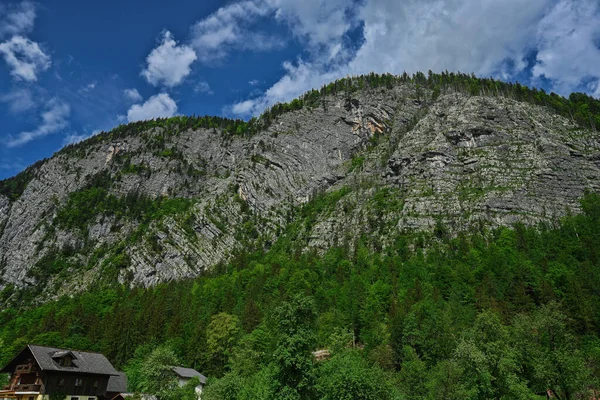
[1,72,600,398]
[1,190,600,398]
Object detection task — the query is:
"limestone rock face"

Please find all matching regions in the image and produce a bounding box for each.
[1,83,599,300]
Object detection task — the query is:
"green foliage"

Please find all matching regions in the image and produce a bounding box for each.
[271,295,317,398]
[139,346,180,399]
[173,376,203,400]
[121,162,151,175]
[316,351,393,400]
[2,192,600,398]
[0,160,44,201]
[206,313,242,376]
[54,187,193,234]
[0,339,7,389]
[348,156,365,173]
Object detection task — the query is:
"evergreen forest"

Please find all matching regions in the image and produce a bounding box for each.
[1,189,600,399]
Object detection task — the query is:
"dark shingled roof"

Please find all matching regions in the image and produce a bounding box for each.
[17,345,119,375]
[172,366,207,384]
[107,371,128,393]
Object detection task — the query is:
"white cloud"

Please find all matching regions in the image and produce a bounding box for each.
[232,60,339,115]
[0,35,51,81]
[124,88,143,102]
[347,0,551,77]
[80,82,96,93]
[127,93,178,122]
[532,0,600,96]
[590,81,600,99]
[190,1,284,63]
[0,88,35,113]
[233,0,585,116]
[194,80,213,94]
[267,0,356,52]
[62,129,101,145]
[0,1,36,38]
[63,133,89,145]
[141,31,197,87]
[249,79,261,86]
[5,98,70,147]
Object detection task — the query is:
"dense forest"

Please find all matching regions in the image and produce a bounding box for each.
[1,188,600,399]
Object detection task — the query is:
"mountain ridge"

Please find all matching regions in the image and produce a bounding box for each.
[1,72,600,304]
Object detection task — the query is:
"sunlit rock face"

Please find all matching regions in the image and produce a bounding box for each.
[1,81,599,302]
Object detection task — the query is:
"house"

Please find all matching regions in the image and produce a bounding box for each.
[0,344,120,400]
[172,367,206,397]
[105,373,127,400]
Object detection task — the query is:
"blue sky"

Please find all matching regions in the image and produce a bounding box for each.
[1,0,599,180]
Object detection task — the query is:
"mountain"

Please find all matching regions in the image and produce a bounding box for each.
[1,73,600,398]
[1,72,600,302]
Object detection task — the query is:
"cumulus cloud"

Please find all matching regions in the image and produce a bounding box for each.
[0,35,51,81]
[347,0,550,77]
[0,88,36,113]
[124,88,143,102]
[5,98,70,147]
[532,0,600,96]
[127,93,178,122]
[190,1,284,63]
[232,60,340,115]
[141,31,197,87]
[0,1,36,39]
[231,0,600,116]
[267,0,357,53]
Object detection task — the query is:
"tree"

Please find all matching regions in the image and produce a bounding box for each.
[123,344,156,393]
[425,360,469,400]
[206,313,242,375]
[512,303,590,399]
[0,340,7,388]
[451,311,531,400]
[201,372,244,400]
[139,346,180,399]
[271,294,317,399]
[398,346,428,400]
[316,351,393,400]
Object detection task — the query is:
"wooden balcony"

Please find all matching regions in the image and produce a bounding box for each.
[14,364,37,374]
[13,383,41,392]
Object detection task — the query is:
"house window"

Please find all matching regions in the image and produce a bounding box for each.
[75,378,83,387]
[62,358,72,366]
[93,380,99,388]
[57,377,65,386]
[71,398,79,400]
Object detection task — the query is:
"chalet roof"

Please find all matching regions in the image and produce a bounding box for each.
[51,350,77,359]
[107,371,128,393]
[0,345,119,376]
[172,366,207,384]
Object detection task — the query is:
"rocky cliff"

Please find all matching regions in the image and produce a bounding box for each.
[1,74,599,301]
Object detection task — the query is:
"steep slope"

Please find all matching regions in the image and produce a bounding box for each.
[1,73,600,302]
